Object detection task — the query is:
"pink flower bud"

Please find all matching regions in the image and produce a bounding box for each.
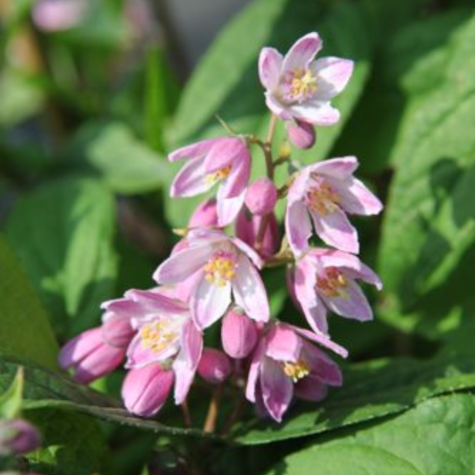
[122,365,174,417]
[287,120,316,149]
[245,178,277,216]
[0,419,41,455]
[236,211,280,259]
[102,316,135,349]
[198,349,231,384]
[59,327,126,383]
[32,0,88,32]
[188,198,218,228]
[221,309,258,359]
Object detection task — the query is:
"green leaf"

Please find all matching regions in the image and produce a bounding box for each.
[0,368,23,419]
[233,352,475,445]
[165,0,373,227]
[5,177,118,338]
[378,11,475,339]
[65,121,173,195]
[266,394,475,475]
[0,235,58,369]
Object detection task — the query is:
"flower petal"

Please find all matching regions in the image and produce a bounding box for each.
[286,200,312,256]
[313,57,354,100]
[259,47,283,90]
[233,255,270,322]
[204,137,246,174]
[216,188,246,227]
[289,324,348,358]
[282,32,322,73]
[311,208,359,254]
[219,148,251,199]
[289,100,340,126]
[125,289,189,314]
[246,340,265,403]
[170,157,213,197]
[328,176,383,216]
[260,357,294,423]
[265,325,302,363]
[303,341,342,386]
[191,278,232,329]
[231,235,263,269]
[126,331,178,368]
[265,93,292,120]
[321,279,373,322]
[154,244,212,284]
[308,156,358,180]
[294,377,327,402]
[168,138,222,162]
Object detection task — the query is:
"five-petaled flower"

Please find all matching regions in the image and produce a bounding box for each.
[289,249,382,335]
[246,322,347,422]
[168,136,251,226]
[259,32,353,126]
[286,156,382,256]
[154,229,270,329]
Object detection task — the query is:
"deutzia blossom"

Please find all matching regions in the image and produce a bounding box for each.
[154,230,270,329]
[290,249,382,334]
[169,137,251,226]
[259,32,353,126]
[246,322,347,422]
[286,156,382,255]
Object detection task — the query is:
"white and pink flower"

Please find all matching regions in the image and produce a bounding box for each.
[246,322,347,422]
[286,156,382,255]
[290,249,382,334]
[154,230,270,329]
[169,137,251,226]
[259,33,353,126]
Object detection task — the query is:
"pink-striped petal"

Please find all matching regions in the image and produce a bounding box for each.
[289,324,348,358]
[265,325,302,363]
[170,157,213,197]
[233,255,270,322]
[308,156,358,180]
[259,47,283,90]
[168,138,222,162]
[294,377,327,402]
[282,32,322,74]
[303,341,342,386]
[311,208,359,254]
[191,278,232,329]
[203,137,246,174]
[219,148,251,199]
[289,100,340,126]
[313,57,354,100]
[265,94,292,120]
[216,188,246,227]
[246,340,265,403]
[260,357,294,423]
[286,200,312,256]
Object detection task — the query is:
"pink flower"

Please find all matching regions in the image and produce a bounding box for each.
[122,364,174,417]
[221,308,259,359]
[0,419,41,455]
[125,290,203,406]
[290,249,382,334]
[59,327,126,383]
[32,0,89,32]
[286,156,383,255]
[169,137,251,226]
[236,210,280,259]
[246,322,347,422]
[259,33,353,126]
[101,297,141,348]
[154,230,270,329]
[197,349,232,384]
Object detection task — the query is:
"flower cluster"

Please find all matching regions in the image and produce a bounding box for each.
[59,33,382,425]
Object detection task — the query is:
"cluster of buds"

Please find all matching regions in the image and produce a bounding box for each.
[59,33,382,424]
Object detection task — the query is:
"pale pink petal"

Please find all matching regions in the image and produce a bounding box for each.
[303,341,342,386]
[289,324,348,358]
[311,208,359,254]
[282,32,322,73]
[313,57,354,100]
[231,235,263,269]
[219,148,251,198]
[308,156,358,179]
[287,168,311,204]
[328,176,383,216]
[289,101,340,126]
[265,94,292,120]
[170,157,213,197]
[294,377,327,402]
[101,298,143,321]
[125,289,189,314]
[265,325,302,363]
[286,200,312,256]
[153,244,212,284]
[126,331,178,368]
[321,279,373,322]
[233,255,270,322]
[191,278,232,329]
[168,138,222,162]
[217,188,246,227]
[259,47,283,90]
[246,340,265,402]
[203,137,246,174]
[260,357,294,423]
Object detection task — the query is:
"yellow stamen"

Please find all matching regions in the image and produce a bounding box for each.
[316,267,348,298]
[204,251,237,287]
[307,180,340,215]
[140,321,177,354]
[290,68,318,99]
[206,165,232,184]
[282,359,311,383]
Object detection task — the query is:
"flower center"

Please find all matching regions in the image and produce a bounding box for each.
[282,68,318,103]
[204,250,238,287]
[206,165,232,184]
[282,359,311,383]
[140,320,179,354]
[316,267,348,298]
[306,176,340,215]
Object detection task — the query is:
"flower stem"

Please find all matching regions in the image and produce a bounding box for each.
[203,386,223,433]
[181,400,193,428]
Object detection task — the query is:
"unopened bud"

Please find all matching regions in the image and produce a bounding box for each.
[287,120,316,149]
[245,178,277,216]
